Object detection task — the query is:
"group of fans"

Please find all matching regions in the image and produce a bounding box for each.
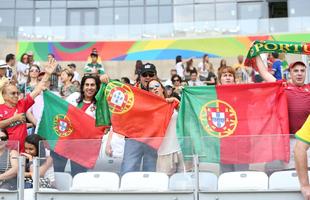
[0,48,309,199]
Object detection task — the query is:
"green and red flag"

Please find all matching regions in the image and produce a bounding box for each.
[245,40,310,69]
[96,81,177,149]
[37,91,106,168]
[177,82,290,164]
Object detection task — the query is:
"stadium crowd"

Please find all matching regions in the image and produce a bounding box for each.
[0,49,309,199]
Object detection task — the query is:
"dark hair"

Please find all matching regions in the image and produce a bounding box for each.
[27,64,41,84]
[176,55,182,64]
[5,54,15,63]
[0,129,8,138]
[171,74,182,82]
[146,78,167,98]
[272,52,279,59]
[48,53,55,58]
[202,54,209,60]
[121,77,131,84]
[20,53,28,63]
[190,70,198,76]
[25,134,45,157]
[77,75,101,104]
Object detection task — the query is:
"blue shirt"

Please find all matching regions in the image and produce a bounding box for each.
[272,60,282,80]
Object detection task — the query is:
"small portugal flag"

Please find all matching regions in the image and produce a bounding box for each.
[177,82,290,164]
[37,91,106,168]
[96,81,177,149]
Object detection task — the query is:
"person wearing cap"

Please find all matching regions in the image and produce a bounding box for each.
[120,63,159,176]
[256,54,310,170]
[0,61,9,104]
[135,63,157,90]
[84,51,105,76]
[68,63,81,83]
[294,115,310,200]
[27,51,40,67]
[0,59,57,152]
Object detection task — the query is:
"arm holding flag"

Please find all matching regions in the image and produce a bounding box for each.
[255,55,277,83]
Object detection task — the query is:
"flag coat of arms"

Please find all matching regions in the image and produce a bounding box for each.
[96,81,177,149]
[37,91,106,168]
[177,82,290,164]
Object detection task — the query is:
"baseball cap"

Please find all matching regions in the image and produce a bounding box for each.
[90,51,98,57]
[27,51,33,56]
[68,63,76,68]
[289,61,306,69]
[140,63,157,75]
[0,60,8,69]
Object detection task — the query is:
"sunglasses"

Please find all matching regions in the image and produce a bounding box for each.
[0,136,8,142]
[148,83,161,90]
[141,73,155,78]
[30,69,40,73]
[172,79,180,82]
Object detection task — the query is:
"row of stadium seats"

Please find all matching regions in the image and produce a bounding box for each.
[53,170,302,192]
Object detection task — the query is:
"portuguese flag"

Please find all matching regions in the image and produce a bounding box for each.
[37,91,105,168]
[177,82,290,164]
[96,81,177,149]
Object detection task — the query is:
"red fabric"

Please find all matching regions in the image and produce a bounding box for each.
[216,82,290,164]
[111,86,177,149]
[54,104,106,168]
[285,83,310,134]
[80,102,91,112]
[0,94,34,152]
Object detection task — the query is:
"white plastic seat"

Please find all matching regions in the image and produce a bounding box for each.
[218,171,268,191]
[269,170,301,190]
[169,172,217,191]
[120,172,169,191]
[54,172,72,191]
[70,172,119,191]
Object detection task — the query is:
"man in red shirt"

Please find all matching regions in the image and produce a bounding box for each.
[0,60,56,152]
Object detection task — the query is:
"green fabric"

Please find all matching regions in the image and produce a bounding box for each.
[95,83,111,126]
[177,86,220,162]
[85,63,105,75]
[37,91,69,149]
[246,40,305,58]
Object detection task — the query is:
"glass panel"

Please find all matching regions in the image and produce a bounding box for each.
[130,0,144,6]
[216,3,237,20]
[35,1,50,8]
[85,10,97,26]
[35,9,50,26]
[195,0,213,2]
[174,5,194,23]
[68,1,98,8]
[51,9,66,26]
[195,3,215,21]
[115,0,129,6]
[51,0,66,8]
[159,6,172,23]
[146,0,158,5]
[16,0,34,8]
[146,6,158,24]
[99,8,114,25]
[0,0,15,8]
[16,9,33,26]
[99,0,114,7]
[174,0,193,4]
[68,10,82,26]
[0,9,14,27]
[159,0,172,5]
[129,7,144,24]
[238,2,262,19]
[115,7,129,25]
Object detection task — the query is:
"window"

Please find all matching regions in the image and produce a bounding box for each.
[159,6,172,23]
[146,6,158,24]
[115,7,129,24]
[174,5,194,23]
[35,9,50,26]
[130,7,144,24]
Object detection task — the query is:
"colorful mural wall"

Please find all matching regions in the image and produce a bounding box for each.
[17,33,310,61]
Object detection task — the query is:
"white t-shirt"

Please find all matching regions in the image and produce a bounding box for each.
[197,62,209,78]
[72,71,81,82]
[44,149,55,183]
[175,62,184,79]
[158,110,181,155]
[188,80,204,86]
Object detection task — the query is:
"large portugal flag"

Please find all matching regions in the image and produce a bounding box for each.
[37,91,105,168]
[96,81,177,149]
[177,82,290,164]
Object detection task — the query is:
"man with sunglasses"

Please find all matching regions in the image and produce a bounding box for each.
[120,63,159,175]
[136,63,157,90]
[0,59,57,152]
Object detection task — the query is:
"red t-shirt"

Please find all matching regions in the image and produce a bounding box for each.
[0,94,34,152]
[285,83,310,134]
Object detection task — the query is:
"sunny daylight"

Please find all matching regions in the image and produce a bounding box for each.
[0,0,309,200]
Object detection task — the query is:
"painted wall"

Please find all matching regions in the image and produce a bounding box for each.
[17,33,310,62]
